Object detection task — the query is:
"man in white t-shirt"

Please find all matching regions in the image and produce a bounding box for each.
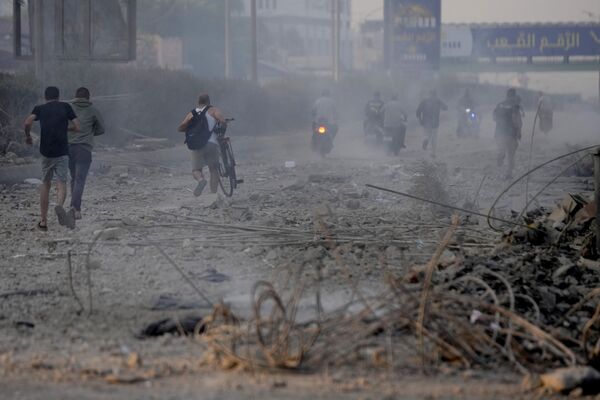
[178,94,226,196]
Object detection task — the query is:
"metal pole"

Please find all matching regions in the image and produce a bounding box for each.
[331,0,340,82]
[32,0,44,83]
[594,149,600,255]
[224,0,231,79]
[250,0,258,83]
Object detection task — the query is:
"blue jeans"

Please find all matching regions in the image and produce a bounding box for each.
[69,144,92,211]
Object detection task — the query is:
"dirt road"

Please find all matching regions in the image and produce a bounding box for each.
[1,110,598,399]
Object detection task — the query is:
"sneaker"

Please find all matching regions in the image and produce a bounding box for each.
[193,180,207,197]
[55,205,68,227]
[65,208,76,229]
[73,210,82,220]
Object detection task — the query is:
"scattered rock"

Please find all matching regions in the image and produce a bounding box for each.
[346,199,360,210]
[24,178,43,185]
[93,227,126,241]
[308,174,349,184]
[284,180,306,191]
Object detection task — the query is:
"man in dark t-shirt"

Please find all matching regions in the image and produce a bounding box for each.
[24,86,80,231]
[416,90,448,158]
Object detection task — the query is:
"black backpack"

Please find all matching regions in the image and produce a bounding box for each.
[185,106,213,150]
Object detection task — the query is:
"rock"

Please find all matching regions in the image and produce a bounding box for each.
[207,194,225,209]
[6,141,28,156]
[537,286,557,312]
[346,199,360,210]
[314,204,333,218]
[249,193,261,201]
[284,180,306,191]
[540,367,600,394]
[111,165,129,176]
[302,246,327,264]
[5,152,17,161]
[93,227,126,240]
[24,178,43,185]
[13,157,26,165]
[265,249,279,262]
[308,174,348,184]
[182,239,192,248]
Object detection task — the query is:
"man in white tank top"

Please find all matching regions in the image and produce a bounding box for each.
[177,94,226,196]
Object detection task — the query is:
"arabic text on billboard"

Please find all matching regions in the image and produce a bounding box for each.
[471,25,600,58]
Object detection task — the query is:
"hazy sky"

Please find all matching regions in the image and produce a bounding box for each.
[353,0,600,25]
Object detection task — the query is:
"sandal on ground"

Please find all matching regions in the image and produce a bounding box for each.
[194,180,207,197]
[37,221,48,232]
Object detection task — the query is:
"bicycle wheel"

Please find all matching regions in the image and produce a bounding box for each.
[218,141,236,197]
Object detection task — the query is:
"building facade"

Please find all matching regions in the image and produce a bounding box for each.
[239,0,353,76]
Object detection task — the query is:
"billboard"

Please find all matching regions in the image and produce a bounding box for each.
[384,0,441,70]
[442,24,600,59]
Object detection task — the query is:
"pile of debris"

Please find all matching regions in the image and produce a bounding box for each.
[185,195,600,395]
[0,123,35,166]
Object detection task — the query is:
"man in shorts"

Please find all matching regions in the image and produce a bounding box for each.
[177,94,226,196]
[24,86,80,231]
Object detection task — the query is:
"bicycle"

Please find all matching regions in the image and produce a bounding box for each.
[214,118,242,197]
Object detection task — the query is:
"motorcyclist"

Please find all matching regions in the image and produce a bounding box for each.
[537,91,554,134]
[493,88,523,180]
[382,94,407,156]
[364,91,385,141]
[311,89,337,152]
[416,89,447,158]
[456,89,477,137]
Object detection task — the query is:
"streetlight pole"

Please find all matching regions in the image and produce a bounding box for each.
[32,0,44,83]
[250,0,258,83]
[584,11,600,107]
[224,0,231,79]
[331,0,340,82]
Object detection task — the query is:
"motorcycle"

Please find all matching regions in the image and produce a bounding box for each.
[363,118,384,143]
[457,107,480,138]
[311,118,334,157]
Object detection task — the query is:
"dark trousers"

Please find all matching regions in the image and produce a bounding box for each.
[386,126,406,156]
[69,144,92,211]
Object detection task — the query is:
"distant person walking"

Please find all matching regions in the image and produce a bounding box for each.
[382,94,408,156]
[493,88,523,180]
[416,89,447,158]
[24,86,80,231]
[69,87,105,220]
[178,94,226,196]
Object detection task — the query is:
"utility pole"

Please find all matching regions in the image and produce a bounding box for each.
[594,149,600,255]
[250,0,258,83]
[32,0,44,84]
[224,0,231,79]
[331,0,340,82]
